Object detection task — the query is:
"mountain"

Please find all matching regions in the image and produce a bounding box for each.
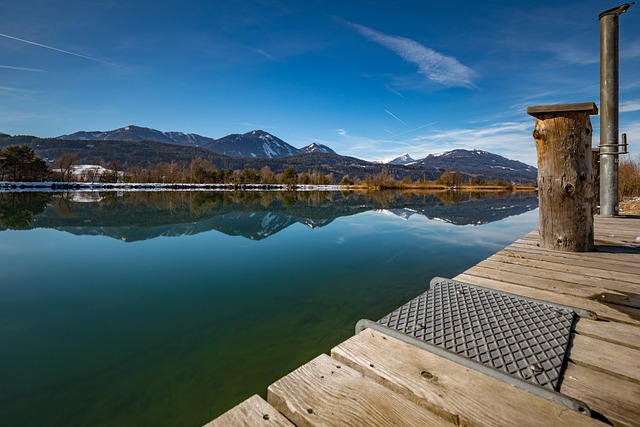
[301,143,335,154]
[387,153,415,165]
[58,125,215,147]
[415,149,537,183]
[203,130,300,158]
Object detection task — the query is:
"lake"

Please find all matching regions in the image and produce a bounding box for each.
[0,190,538,426]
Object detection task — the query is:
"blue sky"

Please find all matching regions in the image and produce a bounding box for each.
[1,0,639,166]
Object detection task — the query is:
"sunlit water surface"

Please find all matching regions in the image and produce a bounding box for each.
[0,190,538,426]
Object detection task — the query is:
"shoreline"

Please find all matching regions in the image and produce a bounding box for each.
[0,181,536,193]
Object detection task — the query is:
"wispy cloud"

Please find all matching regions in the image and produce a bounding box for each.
[0,85,34,94]
[622,41,640,59]
[538,42,598,65]
[0,65,45,72]
[0,32,125,69]
[620,100,640,113]
[341,20,474,88]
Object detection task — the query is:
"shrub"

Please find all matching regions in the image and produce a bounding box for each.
[619,156,640,198]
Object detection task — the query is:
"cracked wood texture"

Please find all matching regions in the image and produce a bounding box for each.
[532,110,595,251]
[267,354,450,427]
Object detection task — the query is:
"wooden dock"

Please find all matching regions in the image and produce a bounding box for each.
[205,215,640,427]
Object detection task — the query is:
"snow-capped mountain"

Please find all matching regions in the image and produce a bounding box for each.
[58,125,215,147]
[415,149,537,181]
[387,153,416,165]
[204,130,300,158]
[301,143,335,154]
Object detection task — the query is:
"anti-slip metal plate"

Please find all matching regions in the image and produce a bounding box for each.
[374,278,576,391]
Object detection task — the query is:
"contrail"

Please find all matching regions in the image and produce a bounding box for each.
[374,121,438,142]
[0,32,125,68]
[0,65,45,72]
[384,109,410,127]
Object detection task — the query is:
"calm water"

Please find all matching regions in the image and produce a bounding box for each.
[0,190,538,426]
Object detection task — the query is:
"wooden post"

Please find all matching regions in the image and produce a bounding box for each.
[527,103,598,252]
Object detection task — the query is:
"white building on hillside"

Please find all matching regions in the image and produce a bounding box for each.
[52,165,124,182]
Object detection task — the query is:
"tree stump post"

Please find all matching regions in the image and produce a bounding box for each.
[527,102,598,252]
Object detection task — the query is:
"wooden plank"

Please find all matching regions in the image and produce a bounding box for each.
[511,240,640,264]
[561,363,640,427]
[523,219,640,243]
[203,394,294,427]
[469,261,639,299]
[595,223,640,233]
[494,249,640,275]
[575,318,640,350]
[569,334,640,383]
[267,354,450,427]
[488,253,640,285]
[454,273,640,325]
[592,227,640,238]
[527,102,598,115]
[594,218,640,229]
[471,261,630,296]
[331,329,604,427]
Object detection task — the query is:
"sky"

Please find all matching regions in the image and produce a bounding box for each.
[1,0,639,166]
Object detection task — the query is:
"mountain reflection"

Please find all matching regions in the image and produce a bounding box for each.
[0,190,538,241]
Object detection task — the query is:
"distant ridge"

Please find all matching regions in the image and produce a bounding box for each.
[58,125,215,147]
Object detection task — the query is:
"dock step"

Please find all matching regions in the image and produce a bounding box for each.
[202,394,294,427]
[267,353,451,426]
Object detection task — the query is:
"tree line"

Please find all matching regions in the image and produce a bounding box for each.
[0,146,49,181]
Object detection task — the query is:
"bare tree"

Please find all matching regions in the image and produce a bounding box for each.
[54,153,78,182]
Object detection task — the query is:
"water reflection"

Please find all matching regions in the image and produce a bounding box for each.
[0,190,538,240]
[0,189,540,427]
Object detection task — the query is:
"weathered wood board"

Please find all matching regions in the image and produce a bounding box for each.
[574,318,640,350]
[561,363,640,427]
[569,334,640,383]
[267,353,450,427]
[203,394,294,427]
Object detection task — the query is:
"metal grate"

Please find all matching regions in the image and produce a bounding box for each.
[376,278,576,391]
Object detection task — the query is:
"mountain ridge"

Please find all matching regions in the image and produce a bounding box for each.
[1,126,537,183]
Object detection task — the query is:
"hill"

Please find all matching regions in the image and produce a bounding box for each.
[203,130,300,158]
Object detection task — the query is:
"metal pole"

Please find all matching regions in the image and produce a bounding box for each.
[599,3,633,216]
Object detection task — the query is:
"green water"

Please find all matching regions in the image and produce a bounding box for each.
[0,190,538,426]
